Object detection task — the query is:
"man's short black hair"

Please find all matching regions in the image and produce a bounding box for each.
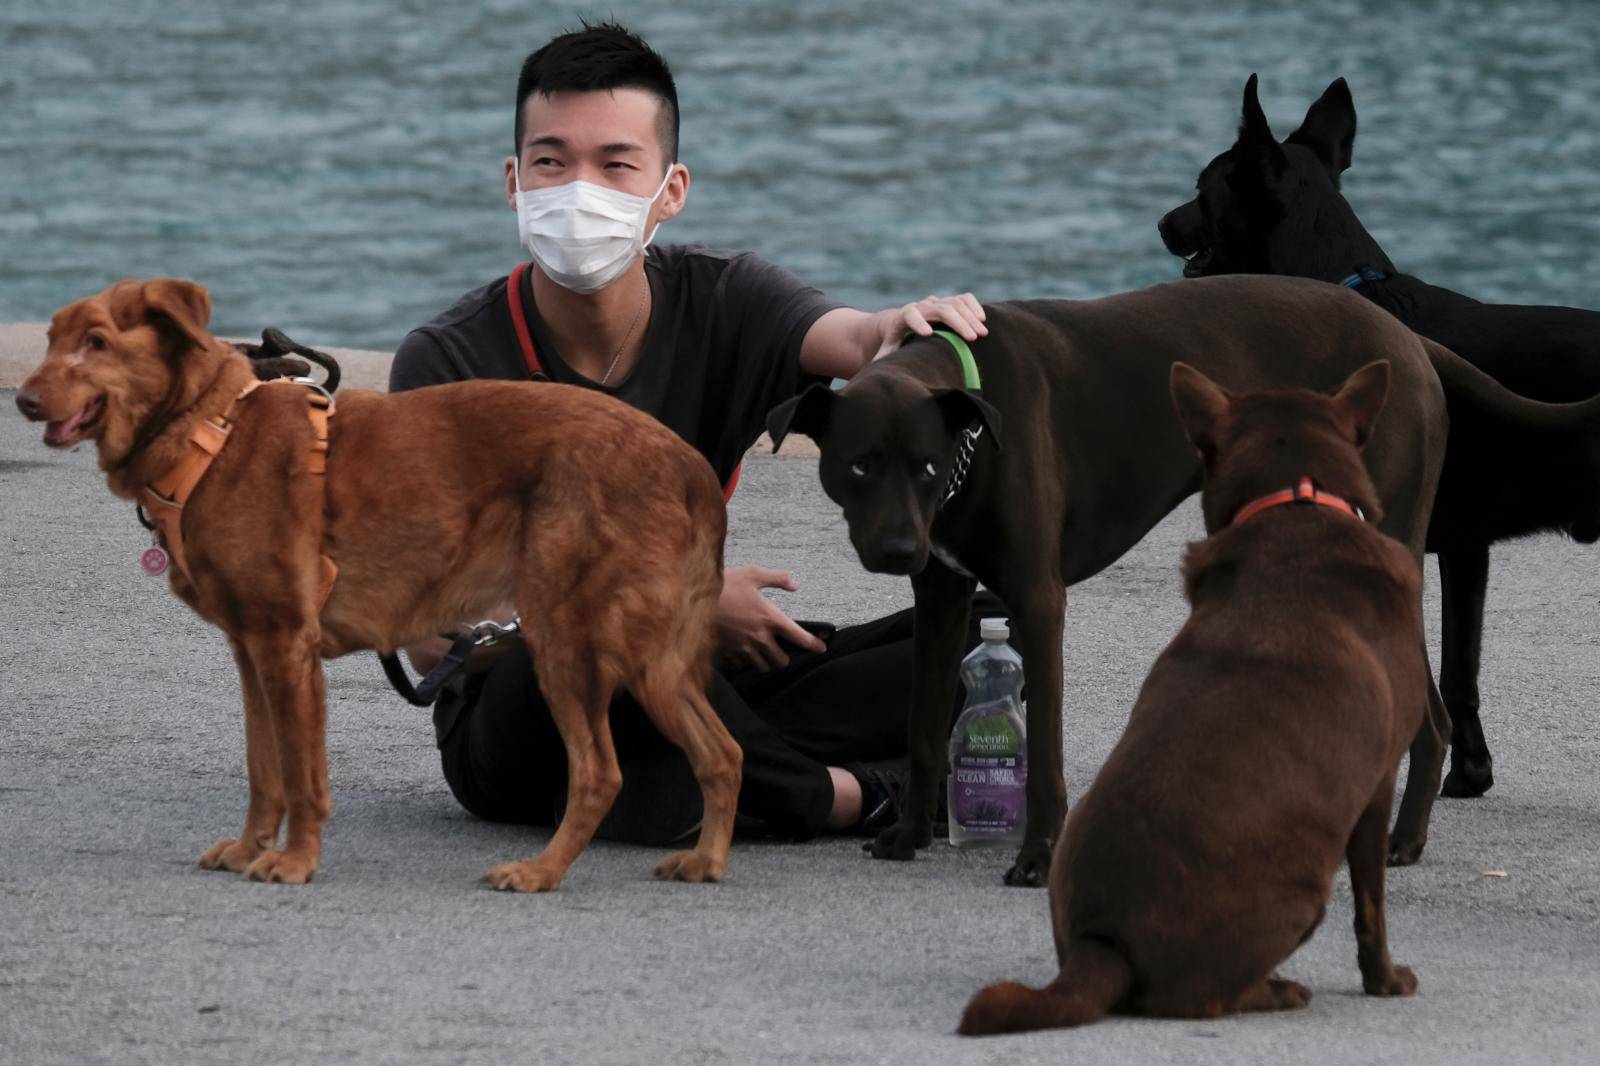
[514,22,680,166]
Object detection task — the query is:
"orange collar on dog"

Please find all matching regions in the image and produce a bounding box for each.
[1229,476,1365,527]
[140,379,337,606]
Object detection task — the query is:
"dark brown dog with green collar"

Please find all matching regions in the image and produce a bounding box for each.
[769,272,1600,886]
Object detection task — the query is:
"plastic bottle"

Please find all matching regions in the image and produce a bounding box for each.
[948,617,1027,847]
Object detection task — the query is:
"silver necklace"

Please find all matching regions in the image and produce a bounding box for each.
[600,279,648,385]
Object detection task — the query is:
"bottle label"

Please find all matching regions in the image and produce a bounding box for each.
[950,755,1026,834]
[951,711,1027,836]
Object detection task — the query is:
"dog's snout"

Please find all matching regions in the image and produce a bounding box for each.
[1159,201,1201,257]
[15,387,43,421]
[1158,211,1187,255]
[878,536,919,569]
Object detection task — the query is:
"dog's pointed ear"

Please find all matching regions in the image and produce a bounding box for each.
[1170,362,1232,457]
[141,278,213,352]
[1232,73,1286,182]
[932,389,1003,453]
[1330,360,1389,448]
[1287,77,1357,178]
[1238,73,1275,145]
[767,383,836,450]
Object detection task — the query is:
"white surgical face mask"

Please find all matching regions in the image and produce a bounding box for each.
[513,161,672,294]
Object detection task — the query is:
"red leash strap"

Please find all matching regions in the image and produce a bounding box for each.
[1230,476,1364,527]
[507,261,544,378]
[505,261,740,502]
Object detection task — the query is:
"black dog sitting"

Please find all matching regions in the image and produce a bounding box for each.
[1159,74,1600,825]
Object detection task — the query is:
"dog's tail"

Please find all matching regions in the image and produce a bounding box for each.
[1424,337,1600,431]
[957,937,1132,1037]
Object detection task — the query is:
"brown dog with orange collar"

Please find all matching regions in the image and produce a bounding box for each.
[16,277,739,891]
[960,361,1424,1034]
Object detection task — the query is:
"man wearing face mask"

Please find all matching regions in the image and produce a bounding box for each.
[390,22,996,847]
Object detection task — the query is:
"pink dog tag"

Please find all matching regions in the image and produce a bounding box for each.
[141,545,170,576]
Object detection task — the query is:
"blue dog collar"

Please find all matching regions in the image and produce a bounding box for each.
[1340,267,1390,288]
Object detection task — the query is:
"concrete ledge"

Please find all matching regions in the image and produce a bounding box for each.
[1,321,817,457]
[2,321,396,393]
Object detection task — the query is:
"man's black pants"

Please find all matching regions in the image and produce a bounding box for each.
[433,592,1004,844]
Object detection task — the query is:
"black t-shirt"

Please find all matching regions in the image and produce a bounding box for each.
[388,244,842,484]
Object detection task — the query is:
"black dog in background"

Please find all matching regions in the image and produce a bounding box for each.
[1159,74,1600,820]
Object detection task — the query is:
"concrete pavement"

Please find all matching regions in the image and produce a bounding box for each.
[2,392,1598,1064]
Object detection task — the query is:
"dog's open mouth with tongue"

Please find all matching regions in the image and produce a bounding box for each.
[40,395,106,448]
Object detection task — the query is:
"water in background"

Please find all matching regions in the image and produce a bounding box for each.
[3,0,1598,350]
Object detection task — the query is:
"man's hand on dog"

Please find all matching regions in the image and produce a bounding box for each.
[873,293,988,360]
[717,565,826,671]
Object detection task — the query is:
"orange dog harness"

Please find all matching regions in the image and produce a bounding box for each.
[1230,476,1365,527]
[140,379,338,606]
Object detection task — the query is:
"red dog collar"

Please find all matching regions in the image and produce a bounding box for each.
[1230,476,1365,527]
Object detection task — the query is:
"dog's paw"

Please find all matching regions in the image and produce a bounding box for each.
[243,849,316,884]
[1266,976,1313,1009]
[1237,974,1314,1013]
[197,837,261,873]
[1002,840,1052,887]
[481,859,564,893]
[1363,964,1418,998]
[1441,758,1494,799]
[653,849,724,884]
[865,821,927,861]
[1386,836,1425,867]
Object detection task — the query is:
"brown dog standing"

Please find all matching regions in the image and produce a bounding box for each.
[16,278,740,891]
[959,361,1423,1034]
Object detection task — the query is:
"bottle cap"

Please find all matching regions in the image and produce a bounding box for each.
[980,617,1009,641]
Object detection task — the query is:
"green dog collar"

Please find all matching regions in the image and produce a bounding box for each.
[931,329,982,391]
